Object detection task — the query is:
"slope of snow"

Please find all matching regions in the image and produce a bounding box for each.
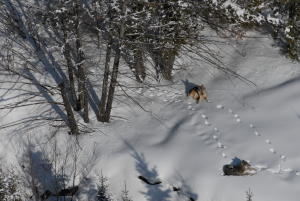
[1,32,300,201]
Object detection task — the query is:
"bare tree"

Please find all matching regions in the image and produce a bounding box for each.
[20,133,99,201]
[59,81,79,135]
[0,1,82,134]
[98,0,128,122]
[74,0,89,123]
[98,10,114,122]
[133,47,146,81]
[61,3,79,111]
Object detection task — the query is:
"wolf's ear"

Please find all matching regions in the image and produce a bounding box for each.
[202,84,204,87]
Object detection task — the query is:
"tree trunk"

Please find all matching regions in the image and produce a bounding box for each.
[152,50,162,80]
[99,0,128,122]
[74,0,83,111]
[74,0,89,123]
[289,2,296,21]
[121,44,143,83]
[152,50,174,81]
[161,52,175,81]
[59,81,79,135]
[83,79,89,123]
[133,47,146,81]
[62,16,78,111]
[98,12,114,122]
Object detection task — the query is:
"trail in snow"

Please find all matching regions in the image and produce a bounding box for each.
[143,88,293,175]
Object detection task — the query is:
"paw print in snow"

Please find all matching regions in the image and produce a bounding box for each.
[205,121,211,126]
[280,155,286,162]
[217,105,224,109]
[218,142,225,149]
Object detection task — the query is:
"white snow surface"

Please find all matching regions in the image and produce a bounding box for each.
[1,32,300,201]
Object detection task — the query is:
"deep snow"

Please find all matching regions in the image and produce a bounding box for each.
[1,29,300,201]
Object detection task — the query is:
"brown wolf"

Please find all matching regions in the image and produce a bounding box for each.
[223,160,256,176]
[187,85,208,103]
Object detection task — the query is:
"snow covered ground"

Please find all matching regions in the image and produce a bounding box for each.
[1,30,300,201]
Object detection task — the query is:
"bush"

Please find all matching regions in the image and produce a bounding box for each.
[0,168,22,201]
[96,172,113,201]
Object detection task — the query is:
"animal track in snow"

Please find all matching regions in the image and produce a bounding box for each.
[280,155,286,161]
[267,164,281,174]
[218,106,289,167]
[188,106,196,111]
[216,105,286,163]
[253,165,268,171]
[217,142,225,149]
[282,168,293,173]
[136,88,143,94]
[205,121,211,126]
[259,165,295,175]
[202,115,207,119]
[217,105,224,109]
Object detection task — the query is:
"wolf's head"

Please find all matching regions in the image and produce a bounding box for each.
[241,160,251,167]
[198,85,205,95]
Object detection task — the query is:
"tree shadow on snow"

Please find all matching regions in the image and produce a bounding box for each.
[20,149,66,200]
[289,106,300,120]
[122,140,171,201]
[13,0,100,119]
[18,138,88,201]
[244,75,300,100]
[181,79,199,96]
[173,169,198,201]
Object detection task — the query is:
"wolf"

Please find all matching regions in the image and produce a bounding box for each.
[223,160,256,176]
[187,85,209,103]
